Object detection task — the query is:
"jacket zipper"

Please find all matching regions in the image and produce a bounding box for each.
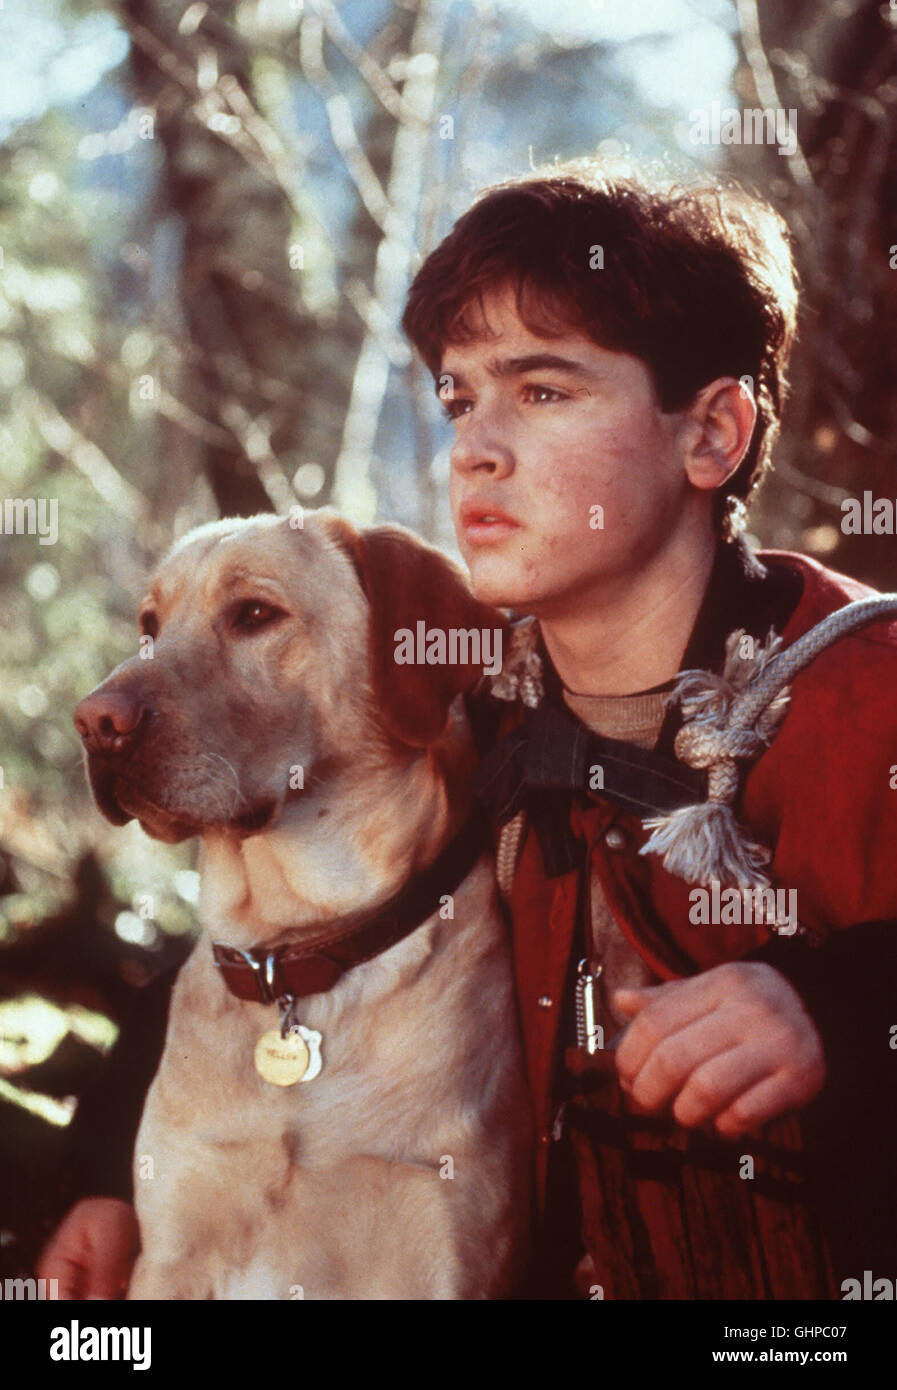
[575,957,604,1054]
[552,849,604,1144]
[576,844,605,1055]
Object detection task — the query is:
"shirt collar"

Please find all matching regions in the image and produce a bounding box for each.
[536,536,804,755]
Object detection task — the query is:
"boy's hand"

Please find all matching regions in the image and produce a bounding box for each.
[36,1197,139,1299]
[613,962,825,1137]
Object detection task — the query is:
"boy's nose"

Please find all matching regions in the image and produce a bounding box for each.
[449,425,516,478]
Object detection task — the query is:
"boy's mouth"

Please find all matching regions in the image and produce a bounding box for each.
[459,502,521,545]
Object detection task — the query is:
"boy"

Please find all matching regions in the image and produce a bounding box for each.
[400,158,896,1298]
[42,159,896,1298]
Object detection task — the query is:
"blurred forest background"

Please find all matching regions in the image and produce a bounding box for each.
[0,0,895,1277]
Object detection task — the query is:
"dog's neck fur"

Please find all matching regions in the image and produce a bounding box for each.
[197,749,459,950]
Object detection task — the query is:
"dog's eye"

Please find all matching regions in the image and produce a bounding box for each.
[230,600,285,634]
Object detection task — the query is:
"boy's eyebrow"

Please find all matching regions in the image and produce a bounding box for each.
[500,353,594,376]
[436,352,595,395]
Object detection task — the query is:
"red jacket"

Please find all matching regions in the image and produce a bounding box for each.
[489,549,897,1297]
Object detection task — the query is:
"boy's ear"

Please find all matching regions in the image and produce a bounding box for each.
[683,378,757,491]
[324,515,507,748]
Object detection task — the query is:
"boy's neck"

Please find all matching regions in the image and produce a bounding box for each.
[538,523,717,697]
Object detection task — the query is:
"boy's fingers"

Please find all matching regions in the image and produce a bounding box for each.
[37,1199,139,1300]
[671,1045,772,1129]
[84,1206,140,1298]
[37,1245,87,1300]
[83,1245,132,1299]
[616,994,718,1084]
[612,986,655,1017]
[620,1012,743,1110]
[713,1067,822,1137]
[614,975,721,1033]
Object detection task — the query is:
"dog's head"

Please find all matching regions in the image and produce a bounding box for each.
[74,510,506,844]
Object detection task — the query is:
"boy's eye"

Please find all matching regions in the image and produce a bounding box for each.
[522,383,566,404]
[442,383,567,422]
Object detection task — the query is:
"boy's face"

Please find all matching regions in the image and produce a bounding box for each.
[442,284,704,617]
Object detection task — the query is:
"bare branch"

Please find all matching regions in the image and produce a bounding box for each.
[218,403,299,515]
[124,15,309,221]
[153,387,234,449]
[734,0,816,193]
[343,277,412,368]
[28,393,148,521]
[332,1,447,522]
[306,0,423,127]
[773,456,850,509]
[298,14,392,232]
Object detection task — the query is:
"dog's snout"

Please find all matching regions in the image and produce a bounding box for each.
[74,689,146,754]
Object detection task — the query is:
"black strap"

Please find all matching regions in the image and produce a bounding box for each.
[472,700,705,877]
[464,686,508,761]
[367,812,489,945]
[564,1102,814,1202]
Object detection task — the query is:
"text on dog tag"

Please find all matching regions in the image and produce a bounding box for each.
[254,1029,310,1086]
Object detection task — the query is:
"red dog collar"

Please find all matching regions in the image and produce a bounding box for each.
[212,816,488,1004]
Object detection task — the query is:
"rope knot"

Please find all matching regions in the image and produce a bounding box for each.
[642,593,897,894]
[673,722,765,776]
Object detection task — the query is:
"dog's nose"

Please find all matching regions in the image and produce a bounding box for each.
[74,689,146,754]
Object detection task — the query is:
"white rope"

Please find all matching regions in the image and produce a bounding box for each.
[496,810,527,902]
[640,594,897,890]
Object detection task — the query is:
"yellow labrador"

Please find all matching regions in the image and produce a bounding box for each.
[74,510,532,1299]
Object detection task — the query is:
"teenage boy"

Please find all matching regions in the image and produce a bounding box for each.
[41,159,895,1299]
[400,159,896,1299]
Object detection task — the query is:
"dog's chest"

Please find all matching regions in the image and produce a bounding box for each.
[129,870,532,1299]
[142,913,492,1167]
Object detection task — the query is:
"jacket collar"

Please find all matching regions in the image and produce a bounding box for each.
[474,538,806,877]
[655,537,804,756]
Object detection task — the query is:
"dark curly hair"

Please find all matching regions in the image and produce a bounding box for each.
[402,158,798,536]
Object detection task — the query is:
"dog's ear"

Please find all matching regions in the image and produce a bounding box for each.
[324,515,507,748]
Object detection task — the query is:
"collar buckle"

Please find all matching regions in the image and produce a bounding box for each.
[213,943,280,1004]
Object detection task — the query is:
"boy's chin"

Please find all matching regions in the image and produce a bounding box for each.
[462,560,510,603]
[466,568,543,615]
[463,547,595,617]
[466,561,589,621]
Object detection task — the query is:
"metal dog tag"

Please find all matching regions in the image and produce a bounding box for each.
[254,1025,323,1087]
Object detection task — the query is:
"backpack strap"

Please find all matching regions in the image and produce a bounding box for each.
[496,809,527,903]
[464,688,527,903]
